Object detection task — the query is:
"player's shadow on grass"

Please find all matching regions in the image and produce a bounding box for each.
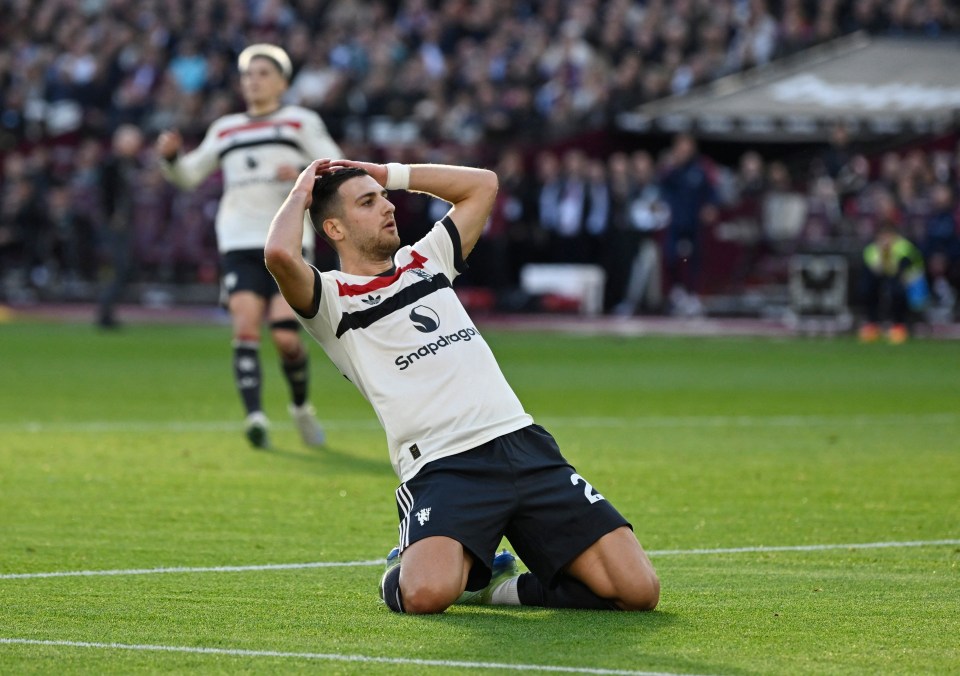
[415,608,740,675]
[263,443,393,476]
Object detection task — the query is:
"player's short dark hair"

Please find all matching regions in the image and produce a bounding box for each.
[309,167,369,244]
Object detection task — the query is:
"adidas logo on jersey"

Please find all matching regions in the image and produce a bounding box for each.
[361,294,382,305]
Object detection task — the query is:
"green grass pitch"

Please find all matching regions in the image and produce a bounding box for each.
[1,319,958,675]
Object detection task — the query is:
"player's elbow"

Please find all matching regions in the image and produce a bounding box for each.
[264,243,298,277]
[477,168,499,203]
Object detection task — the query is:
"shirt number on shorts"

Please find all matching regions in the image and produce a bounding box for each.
[570,473,605,504]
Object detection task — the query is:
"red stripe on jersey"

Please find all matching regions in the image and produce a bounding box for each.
[337,251,428,296]
[217,120,302,139]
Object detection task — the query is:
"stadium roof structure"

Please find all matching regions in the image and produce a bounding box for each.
[618,34,960,142]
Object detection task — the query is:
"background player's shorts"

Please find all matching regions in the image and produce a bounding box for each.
[220,248,279,303]
[393,424,631,592]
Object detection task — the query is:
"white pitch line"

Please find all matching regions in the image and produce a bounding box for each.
[0,559,383,580]
[0,638,710,676]
[2,539,957,581]
[2,412,957,434]
[648,538,960,556]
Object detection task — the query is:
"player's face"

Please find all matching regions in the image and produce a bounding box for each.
[338,175,399,260]
[240,58,287,109]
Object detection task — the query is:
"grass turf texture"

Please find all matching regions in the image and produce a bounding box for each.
[1,320,957,675]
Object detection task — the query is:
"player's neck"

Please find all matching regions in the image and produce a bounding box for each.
[246,101,282,118]
[338,253,395,277]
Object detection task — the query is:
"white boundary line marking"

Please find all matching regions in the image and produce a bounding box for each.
[2,412,957,434]
[648,538,960,556]
[0,559,384,580]
[0,638,709,675]
[2,539,957,581]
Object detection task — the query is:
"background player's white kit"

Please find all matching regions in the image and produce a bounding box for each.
[159,106,339,253]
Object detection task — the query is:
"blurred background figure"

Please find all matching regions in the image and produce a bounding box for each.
[613,151,670,316]
[96,124,144,329]
[922,183,959,323]
[859,222,927,344]
[659,133,718,317]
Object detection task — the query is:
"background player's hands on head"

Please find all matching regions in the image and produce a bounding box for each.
[155,130,182,160]
[275,164,301,181]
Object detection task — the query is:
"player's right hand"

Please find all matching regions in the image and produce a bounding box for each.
[155,130,182,160]
[292,159,333,209]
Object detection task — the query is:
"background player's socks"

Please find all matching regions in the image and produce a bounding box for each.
[516,572,620,610]
[281,353,309,407]
[233,340,262,414]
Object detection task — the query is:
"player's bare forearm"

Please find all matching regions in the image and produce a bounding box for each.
[406,164,497,208]
[265,161,322,313]
[324,160,498,258]
[409,165,498,257]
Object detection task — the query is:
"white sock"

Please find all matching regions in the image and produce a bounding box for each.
[488,575,521,605]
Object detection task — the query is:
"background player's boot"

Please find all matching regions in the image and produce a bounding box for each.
[378,546,401,602]
[289,403,326,446]
[244,411,270,449]
[456,549,519,605]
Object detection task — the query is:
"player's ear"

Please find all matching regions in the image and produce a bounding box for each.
[323,217,345,242]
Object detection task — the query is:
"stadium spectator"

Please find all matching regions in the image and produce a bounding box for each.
[612,150,670,316]
[922,182,960,320]
[46,181,96,294]
[534,150,563,242]
[264,157,660,615]
[1,0,960,318]
[155,44,337,450]
[583,157,611,264]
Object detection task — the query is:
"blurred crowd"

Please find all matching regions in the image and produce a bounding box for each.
[1,0,959,318]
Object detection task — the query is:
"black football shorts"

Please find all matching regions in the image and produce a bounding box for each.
[219,248,280,303]
[393,424,631,592]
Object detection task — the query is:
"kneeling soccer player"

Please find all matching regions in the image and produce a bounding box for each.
[265,157,660,613]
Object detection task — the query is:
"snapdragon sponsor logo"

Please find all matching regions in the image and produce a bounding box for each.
[395,327,478,371]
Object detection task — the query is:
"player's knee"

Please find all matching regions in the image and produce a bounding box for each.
[399,578,456,615]
[273,334,303,361]
[618,570,660,611]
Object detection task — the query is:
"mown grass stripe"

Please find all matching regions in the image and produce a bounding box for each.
[3,539,956,581]
[2,412,956,434]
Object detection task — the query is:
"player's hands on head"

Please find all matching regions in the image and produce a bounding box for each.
[324,159,388,187]
[294,158,390,209]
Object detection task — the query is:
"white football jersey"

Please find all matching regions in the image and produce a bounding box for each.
[297,217,533,482]
[160,105,341,253]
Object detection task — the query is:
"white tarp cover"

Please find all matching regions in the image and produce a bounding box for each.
[619,36,960,140]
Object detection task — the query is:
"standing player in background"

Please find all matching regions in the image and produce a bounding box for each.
[264,158,660,614]
[156,44,342,450]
